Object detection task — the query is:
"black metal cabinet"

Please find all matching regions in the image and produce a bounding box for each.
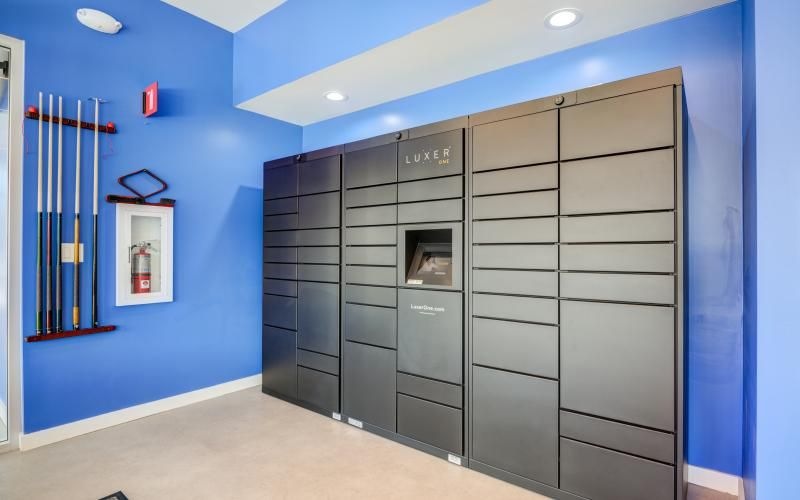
[342,341,397,431]
[262,326,297,398]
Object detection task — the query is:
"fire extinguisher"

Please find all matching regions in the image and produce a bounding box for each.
[130,241,153,294]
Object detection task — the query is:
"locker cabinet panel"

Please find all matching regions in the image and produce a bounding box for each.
[346,184,397,207]
[472,366,558,486]
[472,191,557,220]
[263,247,297,263]
[344,143,397,188]
[345,226,396,246]
[345,205,397,227]
[560,243,675,273]
[264,197,297,215]
[345,285,397,308]
[397,394,462,454]
[397,372,462,408]
[398,199,463,224]
[343,341,396,431]
[297,264,339,283]
[561,149,675,215]
[264,213,298,231]
[299,155,340,195]
[560,273,675,305]
[263,279,297,297]
[298,192,340,229]
[473,218,557,244]
[473,163,557,196]
[473,270,557,297]
[561,211,675,243]
[265,230,298,247]
[473,318,557,379]
[298,247,339,265]
[561,301,674,430]
[345,265,396,286]
[473,244,557,270]
[398,129,464,181]
[297,349,339,376]
[398,175,463,203]
[346,246,396,266]
[297,282,339,356]
[473,294,557,325]
[264,294,296,331]
[560,86,675,160]
[473,110,558,172]
[344,303,397,349]
[560,438,674,500]
[298,366,339,413]
[560,411,674,464]
[264,164,298,200]
[262,326,296,398]
[297,228,340,246]
[397,289,463,384]
[264,263,297,281]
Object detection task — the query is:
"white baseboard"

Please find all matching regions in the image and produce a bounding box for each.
[688,465,741,496]
[19,374,261,451]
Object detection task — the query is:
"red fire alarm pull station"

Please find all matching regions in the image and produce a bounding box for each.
[143,81,158,117]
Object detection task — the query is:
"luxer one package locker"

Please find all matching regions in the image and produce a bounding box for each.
[263,68,685,500]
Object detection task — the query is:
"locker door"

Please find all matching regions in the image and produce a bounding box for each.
[297,281,339,356]
[262,326,296,398]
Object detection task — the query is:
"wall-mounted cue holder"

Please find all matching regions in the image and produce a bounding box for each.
[24,107,118,134]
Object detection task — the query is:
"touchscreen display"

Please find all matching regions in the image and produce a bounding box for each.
[407,242,452,286]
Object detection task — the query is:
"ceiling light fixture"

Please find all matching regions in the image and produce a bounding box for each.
[76,8,123,34]
[545,8,582,29]
[324,90,348,102]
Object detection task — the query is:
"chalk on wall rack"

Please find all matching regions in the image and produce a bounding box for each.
[25,106,117,134]
[26,325,117,342]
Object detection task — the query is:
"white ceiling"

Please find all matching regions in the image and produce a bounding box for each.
[237,0,731,125]
[161,0,285,32]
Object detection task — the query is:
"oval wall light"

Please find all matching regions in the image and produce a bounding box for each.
[76,8,123,35]
[545,8,582,29]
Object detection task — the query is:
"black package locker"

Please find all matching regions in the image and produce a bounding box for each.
[263,68,685,500]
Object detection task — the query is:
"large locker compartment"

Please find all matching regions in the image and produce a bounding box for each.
[263,68,684,500]
[262,149,342,414]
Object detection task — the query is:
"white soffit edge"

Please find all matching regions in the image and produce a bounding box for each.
[238,0,732,125]
[161,0,286,32]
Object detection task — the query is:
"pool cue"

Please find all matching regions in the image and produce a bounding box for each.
[35,92,44,335]
[55,96,63,332]
[73,100,82,330]
[91,98,101,327]
[46,94,54,333]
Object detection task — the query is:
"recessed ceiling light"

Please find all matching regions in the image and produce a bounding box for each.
[545,8,582,29]
[324,90,347,102]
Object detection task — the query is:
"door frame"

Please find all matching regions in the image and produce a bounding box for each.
[0,32,24,453]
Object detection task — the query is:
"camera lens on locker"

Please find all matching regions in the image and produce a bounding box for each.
[130,241,153,294]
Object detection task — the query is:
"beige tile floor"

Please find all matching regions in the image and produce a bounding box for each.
[0,387,735,500]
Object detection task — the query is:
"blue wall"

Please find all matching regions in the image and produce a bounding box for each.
[233,0,486,104]
[741,0,756,497]
[305,3,745,475]
[1,0,301,432]
[753,1,800,498]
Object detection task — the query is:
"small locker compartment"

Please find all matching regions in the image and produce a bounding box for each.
[560,272,675,305]
[298,192,340,229]
[561,301,675,431]
[264,162,298,200]
[398,176,462,203]
[264,213,298,231]
[264,263,297,281]
[345,205,397,227]
[472,110,558,172]
[472,244,557,270]
[264,196,297,216]
[345,284,397,308]
[298,247,339,265]
[263,278,297,297]
[262,326,297,399]
[560,438,674,500]
[397,129,463,181]
[345,266,396,287]
[560,243,675,273]
[472,294,557,325]
[472,218,557,244]
[263,247,297,264]
[472,366,558,486]
[397,289,462,384]
[397,199,462,225]
[298,366,339,413]
[472,190,557,220]
[560,85,675,160]
[472,318,557,379]
[346,184,397,208]
[296,228,340,246]
[344,142,397,189]
[299,155,340,195]
[344,303,397,349]
[342,341,397,431]
[398,223,463,290]
[560,211,675,243]
[345,226,396,246]
[472,163,557,196]
[472,269,557,297]
[346,246,396,266]
[263,294,296,330]
[397,394,462,455]
[297,281,339,356]
[297,264,339,283]
[265,230,298,247]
